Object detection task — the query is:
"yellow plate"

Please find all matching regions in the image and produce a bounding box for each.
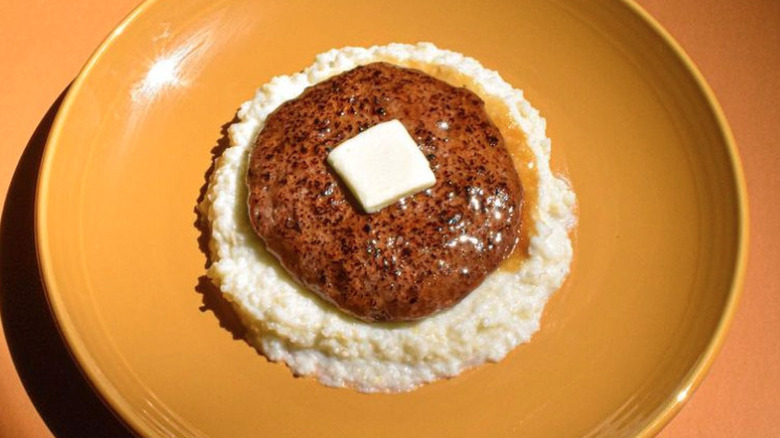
[36,0,747,436]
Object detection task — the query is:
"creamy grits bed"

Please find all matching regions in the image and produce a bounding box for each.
[201,43,577,392]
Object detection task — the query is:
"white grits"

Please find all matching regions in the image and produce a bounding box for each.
[200,43,577,392]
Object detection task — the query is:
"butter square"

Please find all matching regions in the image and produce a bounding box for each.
[326,119,436,213]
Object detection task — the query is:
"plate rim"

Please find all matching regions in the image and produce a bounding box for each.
[33,0,749,436]
[617,1,749,435]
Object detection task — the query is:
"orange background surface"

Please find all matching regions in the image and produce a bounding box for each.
[0,1,777,437]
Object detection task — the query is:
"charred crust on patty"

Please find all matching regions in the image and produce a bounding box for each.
[246,62,523,322]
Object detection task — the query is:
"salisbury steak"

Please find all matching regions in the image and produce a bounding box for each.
[246,62,523,322]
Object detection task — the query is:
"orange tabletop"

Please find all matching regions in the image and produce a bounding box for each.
[0,1,777,437]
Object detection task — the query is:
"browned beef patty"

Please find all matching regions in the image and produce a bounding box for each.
[246,62,523,322]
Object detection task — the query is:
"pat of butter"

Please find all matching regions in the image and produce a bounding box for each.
[327,119,436,213]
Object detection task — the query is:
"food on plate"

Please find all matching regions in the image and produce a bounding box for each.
[245,62,523,322]
[200,43,576,392]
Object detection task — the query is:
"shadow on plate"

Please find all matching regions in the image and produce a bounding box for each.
[193,114,247,341]
[0,88,135,438]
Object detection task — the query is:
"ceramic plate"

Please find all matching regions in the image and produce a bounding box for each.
[36,0,747,436]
